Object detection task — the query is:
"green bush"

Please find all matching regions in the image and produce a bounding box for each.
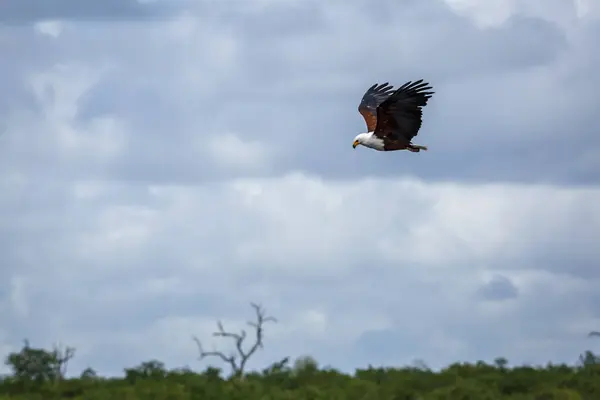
[3,324,600,400]
[1,354,600,400]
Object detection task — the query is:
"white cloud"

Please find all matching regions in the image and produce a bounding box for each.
[204,133,275,173]
[443,0,516,28]
[443,0,597,28]
[160,12,241,95]
[8,63,127,165]
[9,276,29,319]
[2,172,599,373]
[575,0,600,19]
[34,20,63,38]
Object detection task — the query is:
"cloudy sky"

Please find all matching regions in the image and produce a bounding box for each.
[1,0,600,377]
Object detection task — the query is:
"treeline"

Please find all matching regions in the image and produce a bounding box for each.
[1,304,599,399]
[2,349,600,399]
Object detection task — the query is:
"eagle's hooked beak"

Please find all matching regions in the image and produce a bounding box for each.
[352,140,359,149]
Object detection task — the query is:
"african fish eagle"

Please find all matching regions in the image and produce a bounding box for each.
[353,79,434,152]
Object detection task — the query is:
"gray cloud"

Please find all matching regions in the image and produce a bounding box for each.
[0,0,182,23]
[2,173,599,375]
[29,0,594,184]
[477,275,519,301]
[2,0,596,185]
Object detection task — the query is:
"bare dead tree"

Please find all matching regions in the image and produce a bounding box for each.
[52,342,76,380]
[192,302,277,378]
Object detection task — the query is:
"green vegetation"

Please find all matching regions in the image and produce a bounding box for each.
[2,304,599,399]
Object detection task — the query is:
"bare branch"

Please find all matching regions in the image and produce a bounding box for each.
[192,302,277,378]
[238,303,276,371]
[193,336,239,375]
[52,342,76,381]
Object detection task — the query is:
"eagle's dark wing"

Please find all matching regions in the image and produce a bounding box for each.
[358,83,395,132]
[588,331,600,337]
[373,79,434,142]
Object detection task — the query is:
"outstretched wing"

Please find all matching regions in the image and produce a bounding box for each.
[358,83,395,132]
[373,79,434,142]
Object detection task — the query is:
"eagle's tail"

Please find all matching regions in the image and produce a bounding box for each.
[408,144,428,152]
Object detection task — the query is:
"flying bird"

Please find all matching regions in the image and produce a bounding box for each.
[353,79,434,152]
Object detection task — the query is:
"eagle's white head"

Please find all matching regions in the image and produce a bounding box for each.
[352,133,370,149]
